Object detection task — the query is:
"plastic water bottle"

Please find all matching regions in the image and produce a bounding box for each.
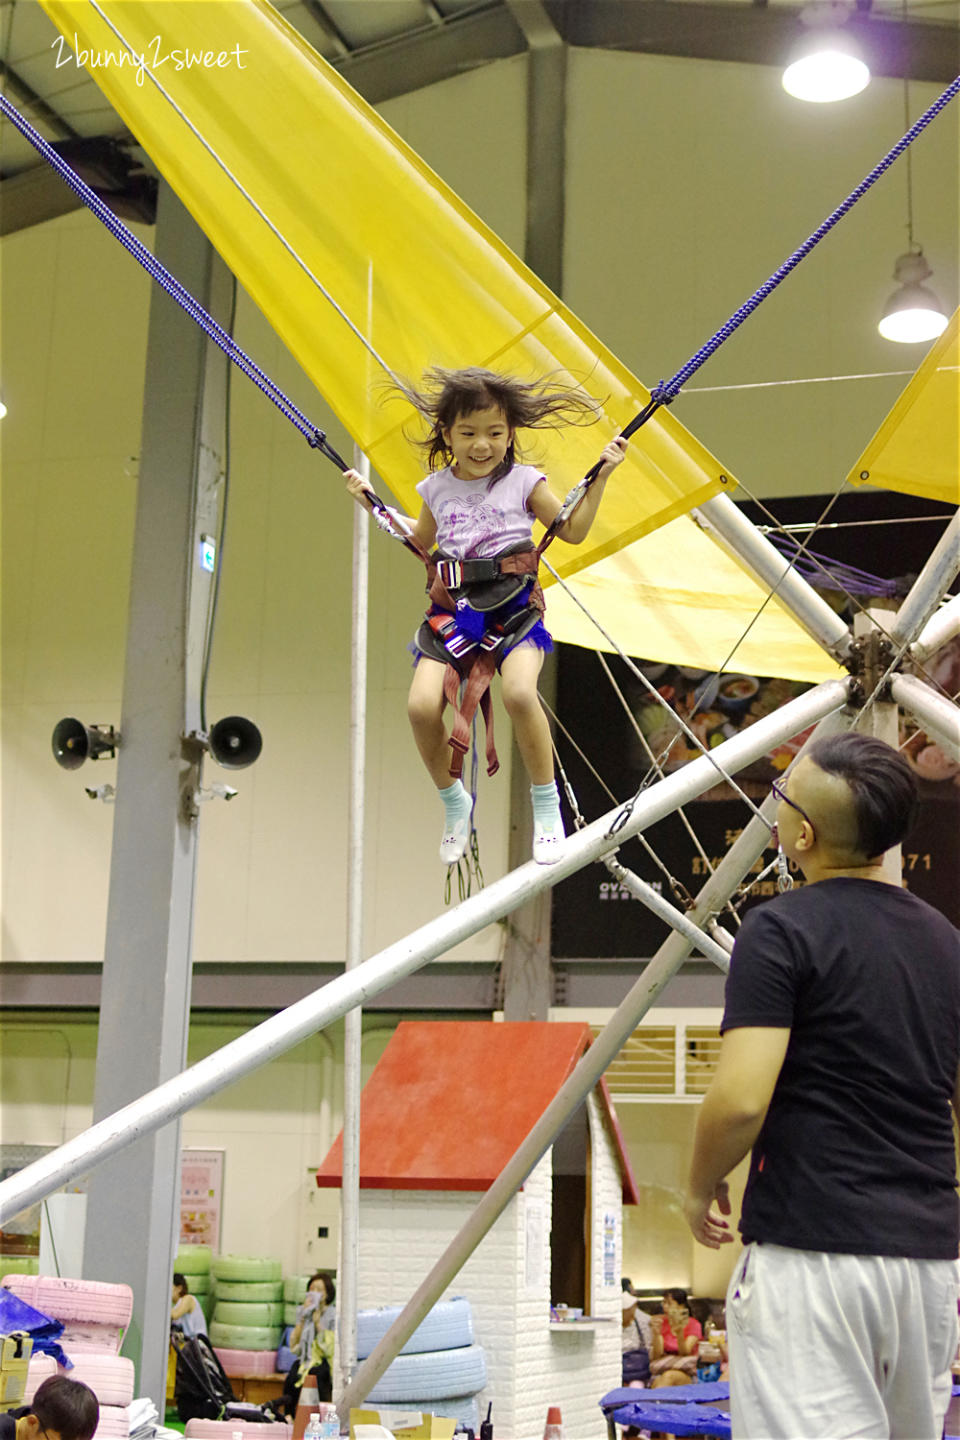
[317,1411,340,1439]
[303,1417,323,1440]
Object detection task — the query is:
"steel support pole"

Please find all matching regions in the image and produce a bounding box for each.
[0,678,849,1225]
[338,447,370,1397]
[502,652,556,1022]
[694,494,855,661]
[80,186,227,1405]
[505,0,566,295]
[337,698,857,1416]
[854,607,903,884]
[890,674,960,762]
[911,592,960,665]
[888,512,960,650]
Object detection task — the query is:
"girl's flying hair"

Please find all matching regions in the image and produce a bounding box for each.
[394,367,603,477]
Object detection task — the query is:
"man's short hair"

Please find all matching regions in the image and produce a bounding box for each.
[805,732,918,858]
[31,1376,99,1440]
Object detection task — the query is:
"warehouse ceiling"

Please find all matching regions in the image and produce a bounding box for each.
[1,0,959,234]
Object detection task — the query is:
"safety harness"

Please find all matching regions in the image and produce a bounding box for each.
[415,544,547,778]
[363,469,605,780]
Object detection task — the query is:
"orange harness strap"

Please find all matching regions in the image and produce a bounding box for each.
[443,651,499,779]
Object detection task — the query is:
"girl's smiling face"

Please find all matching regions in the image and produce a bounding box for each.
[442,405,512,480]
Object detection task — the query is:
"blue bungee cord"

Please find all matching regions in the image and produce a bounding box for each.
[542,68,960,541]
[565,70,960,499]
[0,91,348,471]
[650,73,960,409]
[4,59,958,484]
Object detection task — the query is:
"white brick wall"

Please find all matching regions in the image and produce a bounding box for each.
[354,1091,624,1439]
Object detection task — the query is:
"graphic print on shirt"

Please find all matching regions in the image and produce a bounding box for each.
[434,491,508,558]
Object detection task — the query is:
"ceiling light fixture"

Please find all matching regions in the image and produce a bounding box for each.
[878,251,949,343]
[782,3,870,103]
[878,67,949,344]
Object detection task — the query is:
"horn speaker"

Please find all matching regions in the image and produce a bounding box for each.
[208,716,263,770]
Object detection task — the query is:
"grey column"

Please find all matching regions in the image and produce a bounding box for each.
[81,184,226,1406]
[506,0,567,294]
[501,0,566,1019]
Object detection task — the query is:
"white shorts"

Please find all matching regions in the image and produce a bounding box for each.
[726,1242,959,1439]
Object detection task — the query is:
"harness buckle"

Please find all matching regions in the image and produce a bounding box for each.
[480,629,504,652]
[437,559,463,590]
[446,632,477,658]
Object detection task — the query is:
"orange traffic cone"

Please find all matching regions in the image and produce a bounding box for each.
[293,1378,320,1440]
[543,1404,563,1438]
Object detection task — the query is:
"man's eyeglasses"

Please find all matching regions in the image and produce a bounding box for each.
[771,777,815,832]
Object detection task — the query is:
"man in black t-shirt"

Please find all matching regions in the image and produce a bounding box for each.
[684,731,960,1439]
[0,1377,98,1440]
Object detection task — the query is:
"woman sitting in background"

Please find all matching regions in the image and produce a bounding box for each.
[622,1291,653,1385]
[281,1272,337,1410]
[171,1273,207,1339]
[649,1287,701,1386]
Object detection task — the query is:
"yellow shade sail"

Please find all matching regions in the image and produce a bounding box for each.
[849,313,960,505]
[37,0,849,683]
[546,514,846,683]
[39,0,733,582]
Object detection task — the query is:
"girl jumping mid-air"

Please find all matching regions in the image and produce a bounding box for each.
[346,367,626,866]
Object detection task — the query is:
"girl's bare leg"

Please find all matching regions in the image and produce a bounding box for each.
[499,644,553,785]
[407,657,454,787]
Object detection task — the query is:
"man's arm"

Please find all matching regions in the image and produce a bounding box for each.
[684,1025,790,1248]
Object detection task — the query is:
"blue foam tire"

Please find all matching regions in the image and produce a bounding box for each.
[365,1344,486,1403]
[356,1297,473,1359]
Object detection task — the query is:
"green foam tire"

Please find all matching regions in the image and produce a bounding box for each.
[283,1275,313,1303]
[210,1255,282,1283]
[0,1257,39,1276]
[284,1303,299,1327]
[208,1320,282,1350]
[213,1281,282,1302]
[213,1300,284,1327]
[175,1246,212,1275]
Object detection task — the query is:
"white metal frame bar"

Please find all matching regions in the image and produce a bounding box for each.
[0,677,848,1226]
[890,673,960,762]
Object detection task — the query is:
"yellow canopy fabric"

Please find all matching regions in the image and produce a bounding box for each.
[39,0,732,582]
[39,0,847,682]
[848,313,959,505]
[547,514,846,683]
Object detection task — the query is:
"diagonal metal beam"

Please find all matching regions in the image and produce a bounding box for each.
[890,673,960,763]
[601,855,732,970]
[336,698,858,1417]
[911,592,960,665]
[334,5,525,104]
[888,512,960,650]
[694,494,855,662]
[0,678,848,1226]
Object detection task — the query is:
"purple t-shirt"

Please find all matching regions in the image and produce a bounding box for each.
[416,463,546,559]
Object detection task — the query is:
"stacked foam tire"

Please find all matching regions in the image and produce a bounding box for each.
[276,1275,312,1376]
[209,1256,283,1379]
[175,1245,214,1327]
[357,1296,485,1435]
[0,1257,39,1276]
[1,1275,135,1440]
